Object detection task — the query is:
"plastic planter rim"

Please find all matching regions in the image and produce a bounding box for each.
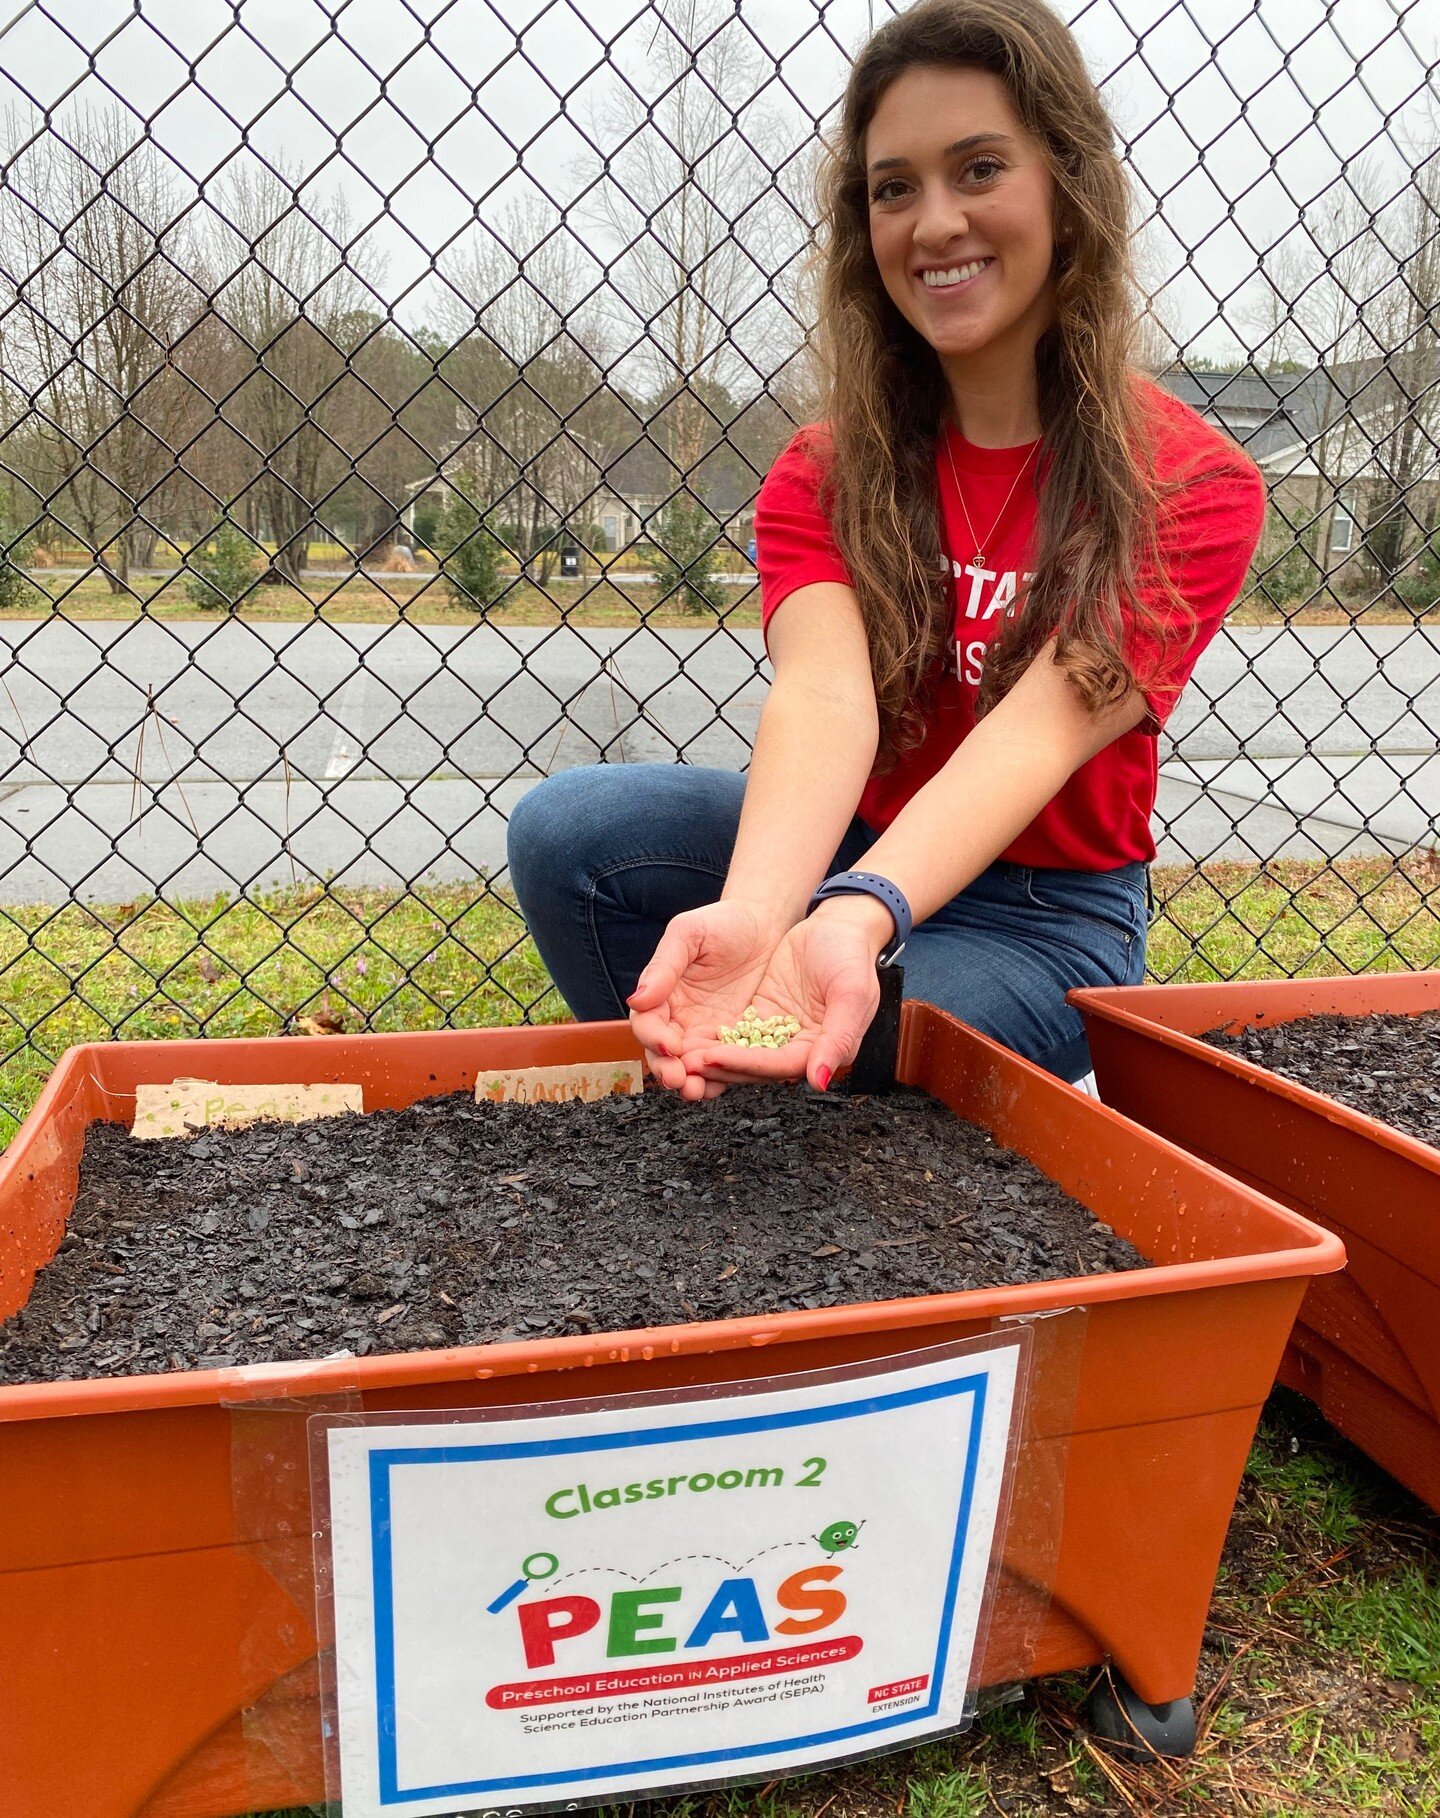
[0,1023,1345,1425]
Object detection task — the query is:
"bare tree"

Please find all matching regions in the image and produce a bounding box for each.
[437,199,617,581]
[1360,138,1440,583]
[343,321,442,560]
[577,0,809,481]
[1239,142,1440,591]
[0,106,205,590]
[198,165,382,584]
[1236,165,1399,578]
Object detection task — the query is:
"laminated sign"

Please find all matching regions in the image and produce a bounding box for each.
[322,1336,1023,1815]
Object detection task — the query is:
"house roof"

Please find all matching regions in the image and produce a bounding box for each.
[1155,364,1346,464]
[1155,357,1434,474]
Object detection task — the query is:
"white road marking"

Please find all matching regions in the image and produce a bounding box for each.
[324,665,370,779]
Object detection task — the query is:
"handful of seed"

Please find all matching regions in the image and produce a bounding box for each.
[717,1006,802,1048]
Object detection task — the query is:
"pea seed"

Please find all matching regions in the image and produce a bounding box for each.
[716,1004,802,1048]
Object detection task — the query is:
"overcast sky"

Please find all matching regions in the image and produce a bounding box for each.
[0,0,1436,367]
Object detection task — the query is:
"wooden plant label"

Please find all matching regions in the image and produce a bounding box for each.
[475,1061,642,1105]
[132,1078,363,1139]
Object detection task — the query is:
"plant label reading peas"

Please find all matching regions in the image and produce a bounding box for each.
[323,1337,1023,1817]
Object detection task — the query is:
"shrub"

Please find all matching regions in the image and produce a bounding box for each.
[640,500,727,614]
[185,521,260,609]
[436,490,504,612]
[0,501,36,610]
[1254,540,1321,610]
[1393,532,1440,616]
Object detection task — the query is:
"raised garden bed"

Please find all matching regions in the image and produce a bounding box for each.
[1073,971,1440,1514]
[0,1007,1340,1818]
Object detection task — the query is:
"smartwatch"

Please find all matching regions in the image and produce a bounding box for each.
[806,871,912,966]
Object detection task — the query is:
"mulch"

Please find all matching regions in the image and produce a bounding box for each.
[1200,1008,1440,1148]
[0,1082,1146,1384]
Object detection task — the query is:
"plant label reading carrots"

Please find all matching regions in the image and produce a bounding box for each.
[322,1334,1024,1816]
[131,1079,362,1138]
[475,1062,642,1105]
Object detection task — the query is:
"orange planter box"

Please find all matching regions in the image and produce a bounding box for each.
[0,1006,1340,1818]
[1073,972,1440,1513]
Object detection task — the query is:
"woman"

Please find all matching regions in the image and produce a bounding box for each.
[507,0,1265,1101]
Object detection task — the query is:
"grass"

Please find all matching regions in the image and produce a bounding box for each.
[4,567,764,629]
[1147,851,1440,983]
[0,880,567,1145]
[3,853,1439,1145]
[5,564,1435,627]
[245,1395,1440,1817]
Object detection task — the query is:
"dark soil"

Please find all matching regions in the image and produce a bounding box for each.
[1201,1008,1440,1149]
[0,1084,1148,1384]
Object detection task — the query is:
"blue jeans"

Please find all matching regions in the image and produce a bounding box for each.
[506,764,1149,1082]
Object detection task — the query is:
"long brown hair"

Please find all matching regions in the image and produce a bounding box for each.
[813,0,1177,768]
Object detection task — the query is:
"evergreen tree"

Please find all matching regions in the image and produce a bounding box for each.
[436,488,503,612]
[641,500,727,614]
[184,520,259,609]
[0,499,35,611]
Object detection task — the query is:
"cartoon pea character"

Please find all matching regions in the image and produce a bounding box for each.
[816,1518,862,1554]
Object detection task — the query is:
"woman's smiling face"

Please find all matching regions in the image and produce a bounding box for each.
[864,64,1060,368]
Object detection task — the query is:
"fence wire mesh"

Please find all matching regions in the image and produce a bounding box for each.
[0,0,1438,1136]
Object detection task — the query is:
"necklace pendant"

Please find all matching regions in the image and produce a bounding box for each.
[972,553,985,570]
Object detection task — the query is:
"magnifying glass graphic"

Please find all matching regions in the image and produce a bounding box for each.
[487,1551,560,1614]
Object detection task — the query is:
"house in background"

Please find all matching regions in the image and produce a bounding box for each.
[592,489,646,552]
[1156,361,1440,579]
[402,431,758,563]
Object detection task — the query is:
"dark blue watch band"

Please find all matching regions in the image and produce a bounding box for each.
[806,871,912,965]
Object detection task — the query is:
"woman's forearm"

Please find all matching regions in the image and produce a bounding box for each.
[807,649,1148,952]
[863,709,1076,922]
[721,668,879,931]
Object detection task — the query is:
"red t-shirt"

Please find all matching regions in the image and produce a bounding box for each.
[753,379,1266,868]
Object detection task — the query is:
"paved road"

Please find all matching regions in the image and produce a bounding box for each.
[0,618,1436,902]
[0,620,766,902]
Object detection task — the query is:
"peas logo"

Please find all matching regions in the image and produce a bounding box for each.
[816,1518,863,1554]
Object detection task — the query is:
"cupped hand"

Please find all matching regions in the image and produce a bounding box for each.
[625,899,786,1101]
[677,906,883,1094]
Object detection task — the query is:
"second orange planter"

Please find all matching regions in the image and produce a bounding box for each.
[1074,971,1440,1512]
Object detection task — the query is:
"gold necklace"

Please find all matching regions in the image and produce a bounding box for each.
[942,427,1039,571]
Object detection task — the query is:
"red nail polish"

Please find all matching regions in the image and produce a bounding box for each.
[815,1065,832,1092]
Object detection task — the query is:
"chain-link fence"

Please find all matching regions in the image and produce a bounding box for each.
[0,0,1437,1137]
